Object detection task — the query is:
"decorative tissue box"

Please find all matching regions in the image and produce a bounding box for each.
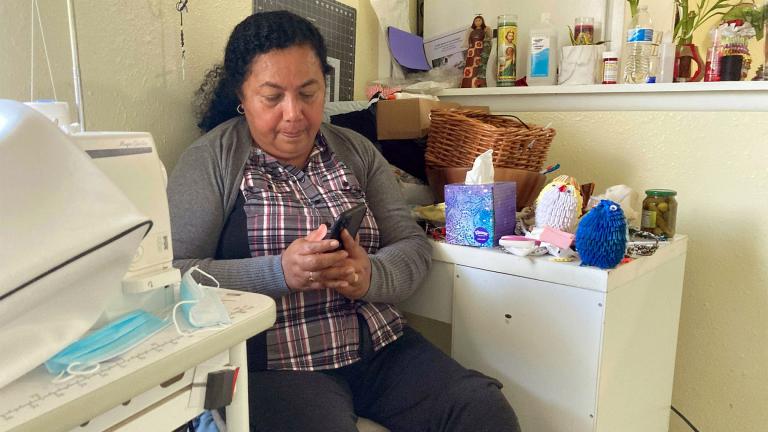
[445,182,517,247]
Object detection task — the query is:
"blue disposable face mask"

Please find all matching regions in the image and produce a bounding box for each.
[44,268,230,382]
[45,309,169,382]
[172,266,231,333]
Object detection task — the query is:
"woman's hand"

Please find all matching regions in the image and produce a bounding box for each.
[319,229,371,300]
[281,224,348,291]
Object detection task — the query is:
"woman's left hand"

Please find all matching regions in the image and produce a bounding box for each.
[319,229,371,300]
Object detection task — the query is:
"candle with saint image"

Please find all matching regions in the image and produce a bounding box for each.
[574,17,594,44]
[497,14,518,86]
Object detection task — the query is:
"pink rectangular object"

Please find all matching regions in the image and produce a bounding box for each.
[540,226,575,249]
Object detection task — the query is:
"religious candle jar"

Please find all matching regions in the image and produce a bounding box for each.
[497,14,518,86]
[574,17,595,45]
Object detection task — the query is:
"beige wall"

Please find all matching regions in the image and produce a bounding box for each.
[533,3,768,429]
[0,0,379,171]
[407,105,768,431]
[516,110,768,432]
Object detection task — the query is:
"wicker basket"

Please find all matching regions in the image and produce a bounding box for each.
[425,109,555,172]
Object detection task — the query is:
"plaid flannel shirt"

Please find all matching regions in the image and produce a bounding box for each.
[241,134,403,370]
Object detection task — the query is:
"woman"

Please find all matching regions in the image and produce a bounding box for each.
[168,10,520,432]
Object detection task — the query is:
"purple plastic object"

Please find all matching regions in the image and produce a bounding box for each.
[387,26,431,71]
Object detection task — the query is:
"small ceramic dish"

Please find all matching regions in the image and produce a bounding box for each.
[499,235,539,248]
[505,246,536,256]
[499,235,541,256]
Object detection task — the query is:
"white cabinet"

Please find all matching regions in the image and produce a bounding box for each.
[400,237,687,432]
[453,267,604,432]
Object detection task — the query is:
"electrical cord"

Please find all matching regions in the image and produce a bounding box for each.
[671,405,701,432]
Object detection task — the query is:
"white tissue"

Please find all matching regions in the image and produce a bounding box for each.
[465,149,494,184]
[605,184,641,227]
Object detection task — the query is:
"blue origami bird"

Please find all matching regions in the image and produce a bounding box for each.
[575,199,627,269]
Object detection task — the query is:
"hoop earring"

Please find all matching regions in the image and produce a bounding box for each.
[236,104,245,115]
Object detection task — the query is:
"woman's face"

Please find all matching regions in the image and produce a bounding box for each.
[239,44,326,166]
[473,17,483,27]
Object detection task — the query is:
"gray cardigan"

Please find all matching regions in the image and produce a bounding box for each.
[167,117,432,304]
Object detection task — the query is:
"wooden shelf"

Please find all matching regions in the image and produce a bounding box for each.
[435,81,768,112]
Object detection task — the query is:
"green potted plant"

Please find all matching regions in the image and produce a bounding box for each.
[673,0,734,81]
[567,27,609,46]
[559,27,609,85]
[721,2,766,38]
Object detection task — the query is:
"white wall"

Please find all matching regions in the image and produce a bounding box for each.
[516,110,768,432]
[0,0,379,171]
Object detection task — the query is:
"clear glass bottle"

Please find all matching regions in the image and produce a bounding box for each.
[641,189,678,238]
[704,26,724,82]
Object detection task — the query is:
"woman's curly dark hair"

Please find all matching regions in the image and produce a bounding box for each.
[196,11,332,132]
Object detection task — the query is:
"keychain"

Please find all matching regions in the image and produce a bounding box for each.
[176,0,189,80]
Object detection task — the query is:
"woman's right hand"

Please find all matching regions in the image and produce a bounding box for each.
[281,224,349,292]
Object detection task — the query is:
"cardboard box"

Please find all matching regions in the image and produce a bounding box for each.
[445,182,517,248]
[376,99,459,140]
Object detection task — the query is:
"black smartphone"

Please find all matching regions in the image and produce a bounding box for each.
[327,203,367,250]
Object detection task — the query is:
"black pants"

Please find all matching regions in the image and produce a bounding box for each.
[248,326,521,432]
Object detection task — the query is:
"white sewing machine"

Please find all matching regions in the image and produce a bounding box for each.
[0,100,180,387]
[74,130,176,295]
[31,100,180,314]
[73,131,180,316]
[25,102,179,284]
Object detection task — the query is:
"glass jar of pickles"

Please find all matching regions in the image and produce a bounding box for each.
[641,189,677,238]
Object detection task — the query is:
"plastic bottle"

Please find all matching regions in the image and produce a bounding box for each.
[623,5,655,84]
[657,32,676,83]
[527,13,558,85]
